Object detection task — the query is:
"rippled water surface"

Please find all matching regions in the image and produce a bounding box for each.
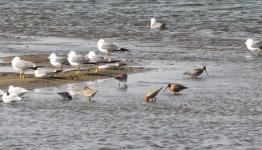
[0,0,262,149]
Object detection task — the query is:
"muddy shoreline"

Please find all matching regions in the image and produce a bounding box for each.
[0,54,146,89]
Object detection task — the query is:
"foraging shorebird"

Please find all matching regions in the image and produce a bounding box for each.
[115,73,128,86]
[151,18,165,30]
[164,83,187,95]
[57,92,72,100]
[2,92,22,104]
[97,39,129,60]
[245,38,262,57]
[184,66,208,78]
[83,86,98,101]
[67,51,85,76]
[66,84,82,97]
[47,53,68,71]
[11,57,38,79]
[8,85,29,97]
[144,87,163,102]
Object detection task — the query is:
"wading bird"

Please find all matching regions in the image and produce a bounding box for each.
[57,92,72,100]
[115,73,128,86]
[144,87,163,102]
[245,38,262,57]
[8,85,29,97]
[150,18,165,30]
[164,83,187,95]
[83,86,98,101]
[2,92,22,104]
[184,66,208,78]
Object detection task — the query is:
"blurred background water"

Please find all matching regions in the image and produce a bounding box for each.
[0,0,262,149]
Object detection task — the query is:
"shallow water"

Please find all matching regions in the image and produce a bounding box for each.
[0,0,262,149]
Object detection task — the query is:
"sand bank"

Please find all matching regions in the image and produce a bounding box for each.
[0,54,146,89]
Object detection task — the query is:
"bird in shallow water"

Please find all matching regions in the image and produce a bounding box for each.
[150,18,165,30]
[57,92,72,100]
[11,57,38,79]
[83,86,98,101]
[245,38,262,57]
[183,66,208,79]
[8,85,29,97]
[2,92,22,104]
[115,73,128,86]
[164,83,187,95]
[144,87,163,102]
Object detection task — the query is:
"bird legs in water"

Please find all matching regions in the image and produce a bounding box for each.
[118,81,127,87]
[146,97,157,103]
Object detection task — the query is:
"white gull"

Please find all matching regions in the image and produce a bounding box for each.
[245,38,262,57]
[11,57,38,79]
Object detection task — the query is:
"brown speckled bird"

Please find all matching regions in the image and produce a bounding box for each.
[164,83,187,95]
[83,86,98,101]
[144,87,163,102]
[115,73,128,86]
[184,66,208,78]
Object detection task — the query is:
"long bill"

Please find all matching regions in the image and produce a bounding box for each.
[205,70,209,76]
[163,86,168,92]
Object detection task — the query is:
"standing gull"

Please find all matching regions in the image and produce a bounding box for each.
[67,51,85,76]
[115,73,128,86]
[164,83,187,95]
[83,86,98,101]
[151,18,165,30]
[144,87,163,102]
[11,57,38,79]
[97,39,129,60]
[48,53,68,71]
[85,51,104,72]
[184,66,208,79]
[245,38,262,57]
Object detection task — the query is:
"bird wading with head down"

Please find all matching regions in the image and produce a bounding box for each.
[144,87,162,102]
[164,83,187,95]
